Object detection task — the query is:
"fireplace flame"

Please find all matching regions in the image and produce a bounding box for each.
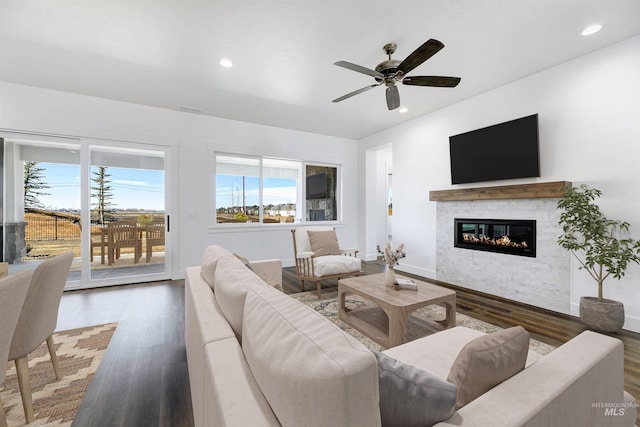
[462,233,528,249]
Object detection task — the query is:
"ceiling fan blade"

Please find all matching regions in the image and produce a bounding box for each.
[403,76,461,87]
[398,39,444,75]
[334,61,383,78]
[332,83,381,103]
[386,85,400,110]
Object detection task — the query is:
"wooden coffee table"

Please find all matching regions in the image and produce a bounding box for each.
[338,273,456,348]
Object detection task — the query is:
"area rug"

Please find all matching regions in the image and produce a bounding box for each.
[291,291,555,355]
[1,323,118,427]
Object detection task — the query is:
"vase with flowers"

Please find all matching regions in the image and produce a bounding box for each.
[376,242,406,287]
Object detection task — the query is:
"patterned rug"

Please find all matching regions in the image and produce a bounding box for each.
[291,290,555,355]
[1,323,117,426]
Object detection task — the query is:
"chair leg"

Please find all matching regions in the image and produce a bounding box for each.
[300,280,305,292]
[0,395,8,427]
[46,335,62,380]
[317,281,322,299]
[15,356,34,423]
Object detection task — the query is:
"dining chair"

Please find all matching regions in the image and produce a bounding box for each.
[8,252,73,424]
[145,221,165,263]
[107,220,142,265]
[90,226,109,264]
[0,271,32,427]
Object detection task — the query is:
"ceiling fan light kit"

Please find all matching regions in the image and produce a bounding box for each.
[332,39,461,111]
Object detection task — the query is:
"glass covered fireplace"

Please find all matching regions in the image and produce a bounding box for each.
[454,218,536,257]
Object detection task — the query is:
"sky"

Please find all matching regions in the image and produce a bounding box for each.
[35,163,165,211]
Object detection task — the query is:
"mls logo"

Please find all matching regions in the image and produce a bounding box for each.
[604,407,625,416]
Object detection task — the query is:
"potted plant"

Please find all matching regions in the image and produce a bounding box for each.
[558,184,640,332]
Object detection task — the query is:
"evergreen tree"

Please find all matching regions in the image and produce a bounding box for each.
[24,161,50,208]
[91,166,115,224]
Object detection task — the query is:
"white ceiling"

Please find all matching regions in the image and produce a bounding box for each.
[1,0,639,140]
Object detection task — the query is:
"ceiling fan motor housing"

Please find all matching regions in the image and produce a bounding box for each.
[375,60,402,85]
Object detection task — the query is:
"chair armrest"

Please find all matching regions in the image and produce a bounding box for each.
[340,248,359,257]
[250,259,283,289]
[296,251,315,259]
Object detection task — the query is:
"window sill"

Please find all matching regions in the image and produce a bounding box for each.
[208,221,345,233]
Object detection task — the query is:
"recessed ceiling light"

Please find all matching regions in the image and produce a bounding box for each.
[398,107,408,113]
[219,58,233,68]
[581,24,602,36]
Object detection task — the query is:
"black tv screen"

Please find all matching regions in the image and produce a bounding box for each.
[306,173,327,199]
[449,114,540,185]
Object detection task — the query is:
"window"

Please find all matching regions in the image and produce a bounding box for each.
[215,155,261,223]
[215,154,339,224]
[305,165,338,222]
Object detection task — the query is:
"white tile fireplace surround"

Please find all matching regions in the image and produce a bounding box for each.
[434,186,571,314]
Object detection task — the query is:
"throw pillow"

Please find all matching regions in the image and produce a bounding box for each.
[200,245,234,289]
[446,326,530,409]
[307,229,340,257]
[374,351,457,427]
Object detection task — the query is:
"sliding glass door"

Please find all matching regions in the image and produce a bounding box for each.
[87,143,170,285]
[1,134,173,288]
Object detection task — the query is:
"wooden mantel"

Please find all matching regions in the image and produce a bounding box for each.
[429,181,571,202]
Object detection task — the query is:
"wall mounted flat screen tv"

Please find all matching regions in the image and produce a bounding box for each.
[306,173,327,199]
[449,114,540,185]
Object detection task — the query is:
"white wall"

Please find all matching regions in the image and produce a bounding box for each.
[0,82,360,277]
[359,35,640,331]
[360,144,392,261]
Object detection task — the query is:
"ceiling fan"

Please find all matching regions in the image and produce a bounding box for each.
[332,39,461,110]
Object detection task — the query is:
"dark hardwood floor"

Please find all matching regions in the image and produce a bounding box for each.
[56,260,640,426]
[58,280,193,427]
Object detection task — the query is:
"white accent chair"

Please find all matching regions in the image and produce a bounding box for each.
[291,226,361,298]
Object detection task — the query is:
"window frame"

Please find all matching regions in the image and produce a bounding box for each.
[212,152,341,227]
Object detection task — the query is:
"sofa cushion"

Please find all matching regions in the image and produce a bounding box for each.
[447,326,529,409]
[233,253,254,270]
[213,255,267,339]
[201,245,234,288]
[374,351,457,427]
[307,229,341,256]
[384,326,487,380]
[204,338,280,426]
[234,254,285,290]
[313,255,361,277]
[184,266,237,427]
[242,288,381,427]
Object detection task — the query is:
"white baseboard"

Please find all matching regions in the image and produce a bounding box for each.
[363,253,379,262]
[394,264,436,281]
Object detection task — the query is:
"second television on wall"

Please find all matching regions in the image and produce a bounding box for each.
[306,172,327,200]
[449,114,540,185]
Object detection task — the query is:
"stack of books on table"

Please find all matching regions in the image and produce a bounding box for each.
[394,278,417,291]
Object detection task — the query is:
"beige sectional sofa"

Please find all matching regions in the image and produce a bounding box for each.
[185,245,636,427]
